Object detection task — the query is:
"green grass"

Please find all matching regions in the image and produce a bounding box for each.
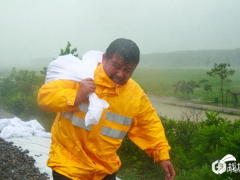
[132,67,240,106]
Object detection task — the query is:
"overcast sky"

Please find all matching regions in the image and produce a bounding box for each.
[1,0,240,68]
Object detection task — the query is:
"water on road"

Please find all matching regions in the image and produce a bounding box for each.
[148,96,240,121]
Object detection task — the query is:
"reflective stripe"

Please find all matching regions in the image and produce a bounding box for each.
[72,116,92,131]
[78,103,89,113]
[62,112,92,131]
[105,111,133,126]
[101,126,127,139]
[62,112,73,119]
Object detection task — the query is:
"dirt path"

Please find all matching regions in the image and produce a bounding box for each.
[0,108,15,119]
[148,95,240,114]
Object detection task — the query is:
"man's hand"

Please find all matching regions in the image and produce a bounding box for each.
[160,160,176,180]
[74,78,96,106]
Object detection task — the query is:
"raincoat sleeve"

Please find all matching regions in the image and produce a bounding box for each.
[128,92,171,163]
[38,79,79,113]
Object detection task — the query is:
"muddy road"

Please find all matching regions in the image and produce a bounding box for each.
[0,108,15,119]
[148,95,240,121]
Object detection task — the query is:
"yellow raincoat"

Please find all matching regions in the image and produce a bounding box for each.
[38,64,171,180]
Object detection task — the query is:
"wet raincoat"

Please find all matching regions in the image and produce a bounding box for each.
[38,64,171,180]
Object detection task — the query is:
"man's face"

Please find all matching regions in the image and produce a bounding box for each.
[102,53,137,85]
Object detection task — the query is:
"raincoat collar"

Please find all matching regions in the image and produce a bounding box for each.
[94,64,128,95]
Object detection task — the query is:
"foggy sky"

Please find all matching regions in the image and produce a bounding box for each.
[1,0,240,68]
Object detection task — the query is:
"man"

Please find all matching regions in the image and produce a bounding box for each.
[38,38,176,180]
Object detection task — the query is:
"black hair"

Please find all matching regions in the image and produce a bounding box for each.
[105,38,140,65]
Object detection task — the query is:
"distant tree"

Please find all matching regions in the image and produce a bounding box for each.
[0,68,17,97]
[0,68,42,115]
[198,79,209,92]
[0,79,16,98]
[225,79,232,106]
[59,41,78,57]
[207,63,235,106]
[198,79,208,86]
[40,41,79,78]
[225,88,230,106]
[229,91,240,107]
[40,66,47,76]
[203,84,212,100]
[12,69,39,111]
[173,80,199,99]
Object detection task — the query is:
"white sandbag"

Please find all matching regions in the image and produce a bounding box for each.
[0,117,51,139]
[45,51,109,126]
[1,125,33,139]
[0,118,10,131]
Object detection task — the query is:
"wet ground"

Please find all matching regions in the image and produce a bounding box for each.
[148,95,240,121]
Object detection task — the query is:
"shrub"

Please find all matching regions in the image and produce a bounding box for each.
[118,112,240,180]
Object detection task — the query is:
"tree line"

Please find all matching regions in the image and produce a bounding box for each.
[139,49,240,68]
[173,63,239,107]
